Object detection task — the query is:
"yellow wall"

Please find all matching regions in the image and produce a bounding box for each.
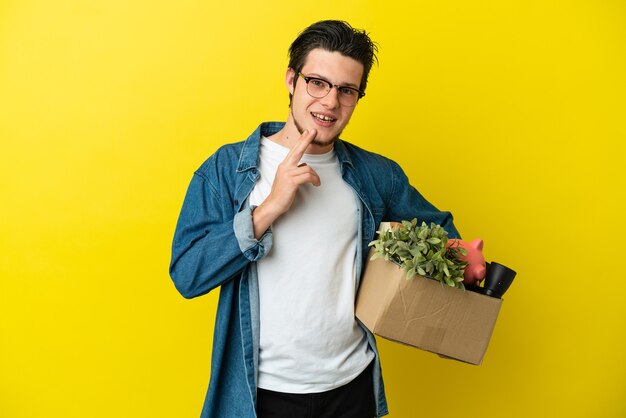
[1,1,624,417]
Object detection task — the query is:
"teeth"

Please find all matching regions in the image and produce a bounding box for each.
[312,112,335,122]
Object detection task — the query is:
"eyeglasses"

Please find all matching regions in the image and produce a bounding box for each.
[297,71,365,107]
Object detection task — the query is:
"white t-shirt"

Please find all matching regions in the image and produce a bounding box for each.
[249,136,374,393]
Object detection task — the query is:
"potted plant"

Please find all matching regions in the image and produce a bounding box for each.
[368,219,468,289]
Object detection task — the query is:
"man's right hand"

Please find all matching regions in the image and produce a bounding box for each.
[252,129,321,239]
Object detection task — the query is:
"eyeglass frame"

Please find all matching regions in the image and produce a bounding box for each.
[295,71,365,106]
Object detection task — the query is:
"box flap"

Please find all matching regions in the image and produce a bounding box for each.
[355,252,402,332]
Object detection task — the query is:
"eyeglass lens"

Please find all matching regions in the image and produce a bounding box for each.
[305,78,359,107]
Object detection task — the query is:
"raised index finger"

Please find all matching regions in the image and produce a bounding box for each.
[285,129,317,165]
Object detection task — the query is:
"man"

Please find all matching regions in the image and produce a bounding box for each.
[170,20,459,418]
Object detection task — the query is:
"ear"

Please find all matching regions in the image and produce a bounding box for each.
[470,239,484,251]
[285,67,296,94]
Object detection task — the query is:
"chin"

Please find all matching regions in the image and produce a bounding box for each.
[292,108,344,147]
[312,136,339,148]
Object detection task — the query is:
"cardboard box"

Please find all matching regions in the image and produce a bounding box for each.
[356,251,502,365]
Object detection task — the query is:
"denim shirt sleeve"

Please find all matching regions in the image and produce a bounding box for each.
[385,159,461,239]
[234,205,273,259]
[169,170,272,299]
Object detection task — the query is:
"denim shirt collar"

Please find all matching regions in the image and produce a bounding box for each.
[236,121,355,173]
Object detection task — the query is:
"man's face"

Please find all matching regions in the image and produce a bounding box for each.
[286,48,364,151]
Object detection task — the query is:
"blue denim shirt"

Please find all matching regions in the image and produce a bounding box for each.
[170,122,459,418]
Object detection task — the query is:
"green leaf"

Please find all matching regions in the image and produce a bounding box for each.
[397,241,410,250]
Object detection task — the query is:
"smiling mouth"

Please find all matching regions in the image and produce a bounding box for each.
[311,112,336,123]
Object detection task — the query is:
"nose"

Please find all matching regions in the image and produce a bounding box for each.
[320,86,340,109]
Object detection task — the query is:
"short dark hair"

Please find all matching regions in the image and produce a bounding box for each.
[288,20,378,104]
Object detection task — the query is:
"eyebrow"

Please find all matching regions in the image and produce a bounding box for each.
[305,72,360,89]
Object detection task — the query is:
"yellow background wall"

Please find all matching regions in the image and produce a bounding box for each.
[1,1,624,417]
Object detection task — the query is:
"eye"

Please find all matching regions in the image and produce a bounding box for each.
[339,87,357,96]
[310,79,326,88]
